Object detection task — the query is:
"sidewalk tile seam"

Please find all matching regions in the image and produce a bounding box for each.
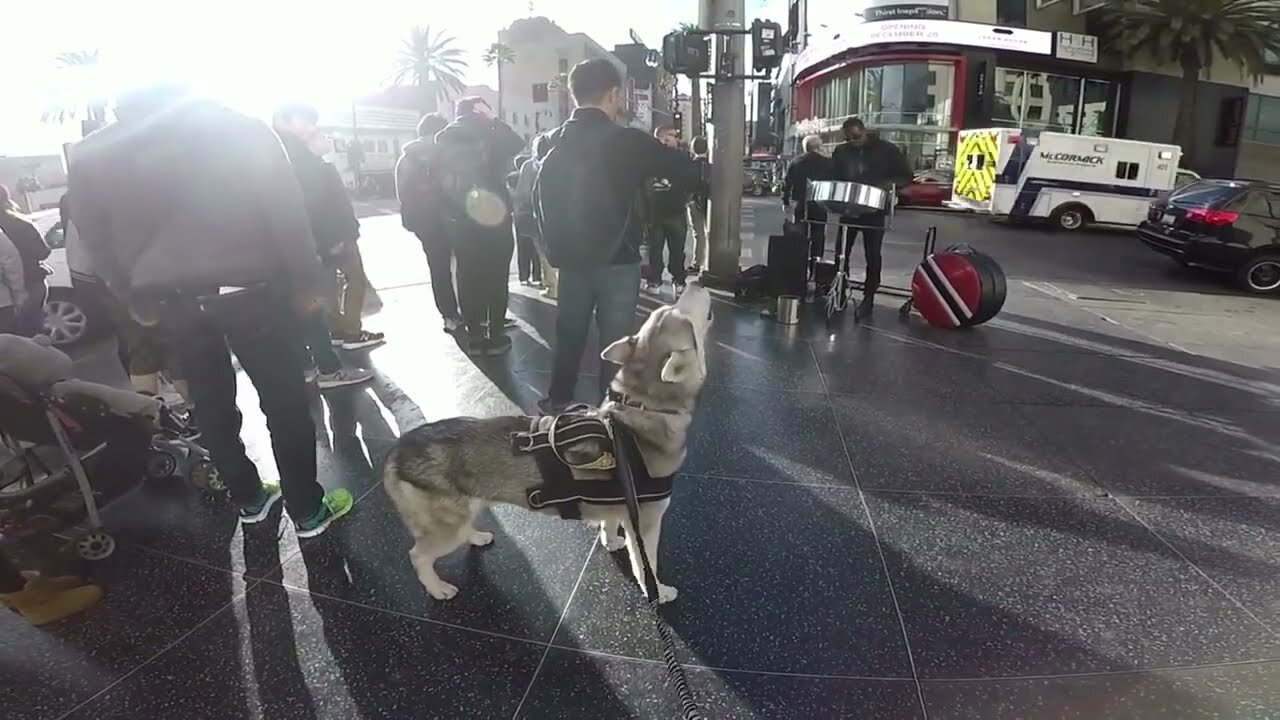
[51,580,259,720]
[808,342,931,720]
[511,541,597,719]
[1110,496,1280,642]
[256,573,556,649]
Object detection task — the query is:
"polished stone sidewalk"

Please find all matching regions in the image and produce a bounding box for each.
[4,283,1279,720]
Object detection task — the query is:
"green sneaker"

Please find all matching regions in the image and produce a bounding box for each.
[239,482,282,524]
[294,488,354,539]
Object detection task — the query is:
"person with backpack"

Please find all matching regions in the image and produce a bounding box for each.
[395,113,461,333]
[533,58,696,413]
[431,97,525,356]
[510,137,545,287]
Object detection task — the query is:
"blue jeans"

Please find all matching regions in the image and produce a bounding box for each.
[547,264,642,404]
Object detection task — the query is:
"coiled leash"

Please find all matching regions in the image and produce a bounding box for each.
[611,423,706,720]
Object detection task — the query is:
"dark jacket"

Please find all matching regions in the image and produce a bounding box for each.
[395,137,438,233]
[643,174,689,221]
[279,132,359,260]
[432,114,526,227]
[0,212,50,289]
[539,108,694,266]
[66,98,323,300]
[830,136,913,191]
[782,151,833,206]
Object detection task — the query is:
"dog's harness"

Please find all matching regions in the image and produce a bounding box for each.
[509,404,673,520]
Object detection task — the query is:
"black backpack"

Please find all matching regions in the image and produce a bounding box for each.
[533,123,630,269]
[432,132,494,223]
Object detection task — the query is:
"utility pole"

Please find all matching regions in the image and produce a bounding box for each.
[701,0,746,288]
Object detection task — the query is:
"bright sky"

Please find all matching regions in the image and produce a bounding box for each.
[2,0,783,155]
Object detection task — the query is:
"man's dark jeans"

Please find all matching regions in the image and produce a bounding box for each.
[303,308,342,374]
[157,286,322,516]
[516,234,542,283]
[838,212,886,296]
[453,224,514,337]
[548,263,642,404]
[414,228,460,322]
[646,215,687,285]
[799,203,828,260]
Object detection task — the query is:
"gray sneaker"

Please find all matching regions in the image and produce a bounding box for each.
[315,368,374,390]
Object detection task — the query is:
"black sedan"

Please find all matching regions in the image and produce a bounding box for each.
[1138,178,1280,295]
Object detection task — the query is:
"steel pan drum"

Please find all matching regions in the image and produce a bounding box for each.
[807,180,890,216]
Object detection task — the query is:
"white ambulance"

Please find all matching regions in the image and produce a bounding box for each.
[948,128,1192,231]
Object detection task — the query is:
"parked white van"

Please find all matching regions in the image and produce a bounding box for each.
[949,128,1197,231]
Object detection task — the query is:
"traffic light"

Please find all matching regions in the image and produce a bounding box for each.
[662,30,711,76]
[751,19,785,71]
[673,110,684,139]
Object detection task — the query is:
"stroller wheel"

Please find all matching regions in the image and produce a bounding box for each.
[76,531,116,561]
[146,449,181,480]
[189,460,225,496]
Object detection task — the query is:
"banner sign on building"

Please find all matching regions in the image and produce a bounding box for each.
[864,0,949,22]
[795,20,1054,76]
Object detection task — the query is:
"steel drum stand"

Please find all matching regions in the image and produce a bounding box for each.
[801,192,897,323]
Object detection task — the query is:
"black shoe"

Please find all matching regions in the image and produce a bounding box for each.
[854,297,875,320]
[484,333,513,356]
[537,397,570,415]
[463,333,489,357]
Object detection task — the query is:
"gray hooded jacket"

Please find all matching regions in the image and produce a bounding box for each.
[67,97,323,303]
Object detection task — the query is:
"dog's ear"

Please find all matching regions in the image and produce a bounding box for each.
[601,335,638,363]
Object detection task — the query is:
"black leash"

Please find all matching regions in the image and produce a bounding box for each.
[611,423,706,720]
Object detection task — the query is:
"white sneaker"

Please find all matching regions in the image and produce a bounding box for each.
[315,368,374,390]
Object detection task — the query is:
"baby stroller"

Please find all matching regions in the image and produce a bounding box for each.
[0,373,217,561]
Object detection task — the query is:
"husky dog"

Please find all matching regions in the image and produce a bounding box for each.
[383,283,713,604]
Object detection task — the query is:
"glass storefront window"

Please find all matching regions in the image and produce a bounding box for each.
[1245,94,1280,144]
[993,68,1024,127]
[993,67,1113,136]
[810,62,953,127]
[1079,79,1113,137]
[1022,73,1081,132]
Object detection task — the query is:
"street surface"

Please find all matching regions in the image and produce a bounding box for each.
[20,195,1279,720]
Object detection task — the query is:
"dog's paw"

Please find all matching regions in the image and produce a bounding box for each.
[598,525,626,552]
[423,578,459,601]
[656,584,679,604]
[468,530,494,547]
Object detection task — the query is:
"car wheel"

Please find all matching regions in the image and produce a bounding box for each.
[1235,253,1280,295]
[42,289,93,347]
[1050,204,1091,232]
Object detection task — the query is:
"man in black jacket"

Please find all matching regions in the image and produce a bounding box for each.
[830,117,913,319]
[273,104,375,390]
[534,59,695,413]
[782,134,833,262]
[431,97,525,356]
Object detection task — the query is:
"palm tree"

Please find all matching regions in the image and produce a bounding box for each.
[677,23,703,138]
[1101,0,1280,162]
[390,26,469,115]
[41,49,109,135]
[483,42,516,120]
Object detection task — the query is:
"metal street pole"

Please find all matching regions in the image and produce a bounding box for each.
[702,0,746,288]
